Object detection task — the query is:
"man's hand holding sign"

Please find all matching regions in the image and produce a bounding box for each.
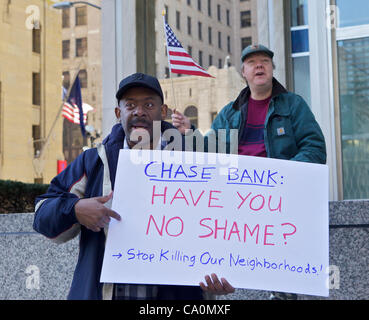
[101,150,329,297]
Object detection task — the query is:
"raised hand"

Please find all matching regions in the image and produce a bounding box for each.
[171,109,191,134]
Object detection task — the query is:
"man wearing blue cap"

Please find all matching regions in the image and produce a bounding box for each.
[34,73,234,300]
[172,45,327,299]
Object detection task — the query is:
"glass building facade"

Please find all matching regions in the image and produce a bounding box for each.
[288,0,369,200]
[290,0,311,107]
[336,0,369,199]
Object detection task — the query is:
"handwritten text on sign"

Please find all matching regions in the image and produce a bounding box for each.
[101,150,329,297]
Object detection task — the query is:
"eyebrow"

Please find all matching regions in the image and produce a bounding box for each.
[123,96,157,101]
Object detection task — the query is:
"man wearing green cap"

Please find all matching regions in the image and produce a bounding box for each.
[172,44,326,299]
[173,43,326,164]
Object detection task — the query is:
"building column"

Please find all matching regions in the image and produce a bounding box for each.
[308,0,338,200]
[256,0,287,87]
[101,0,156,138]
[102,0,134,138]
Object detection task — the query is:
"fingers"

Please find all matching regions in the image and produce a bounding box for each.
[107,208,121,221]
[206,274,223,292]
[96,192,121,221]
[220,277,235,293]
[171,112,191,132]
[171,113,184,123]
[96,191,113,204]
[74,194,121,232]
[200,273,235,295]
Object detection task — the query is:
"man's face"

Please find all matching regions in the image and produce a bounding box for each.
[241,52,273,90]
[115,87,167,149]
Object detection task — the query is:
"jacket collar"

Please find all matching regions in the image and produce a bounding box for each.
[232,77,288,110]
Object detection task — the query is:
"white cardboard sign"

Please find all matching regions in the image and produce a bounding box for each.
[101,150,329,297]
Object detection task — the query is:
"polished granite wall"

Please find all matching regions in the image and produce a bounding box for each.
[0,200,368,300]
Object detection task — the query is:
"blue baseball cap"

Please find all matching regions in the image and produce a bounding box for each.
[116,73,164,103]
[241,44,274,63]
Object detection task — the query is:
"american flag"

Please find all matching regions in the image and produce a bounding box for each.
[164,21,213,78]
[62,102,88,125]
[62,75,86,136]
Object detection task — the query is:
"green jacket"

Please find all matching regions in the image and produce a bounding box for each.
[208,78,326,164]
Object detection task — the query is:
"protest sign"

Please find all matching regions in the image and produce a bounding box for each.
[100,150,329,296]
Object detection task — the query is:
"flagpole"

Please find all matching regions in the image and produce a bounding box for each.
[162,9,178,114]
[33,58,85,179]
[37,60,84,160]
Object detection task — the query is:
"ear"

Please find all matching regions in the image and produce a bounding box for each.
[115,106,121,119]
[241,64,248,85]
[161,104,168,120]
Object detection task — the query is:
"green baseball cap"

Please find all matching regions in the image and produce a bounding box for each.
[241,44,274,63]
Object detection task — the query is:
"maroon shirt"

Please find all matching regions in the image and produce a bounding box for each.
[238,96,271,157]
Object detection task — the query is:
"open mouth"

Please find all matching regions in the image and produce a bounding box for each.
[255,72,265,76]
[130,121,149,130]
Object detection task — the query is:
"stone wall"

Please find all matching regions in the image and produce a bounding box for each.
[0,200,368,299]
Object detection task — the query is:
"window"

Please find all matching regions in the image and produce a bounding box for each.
[218,58,222,68]
[218,31,222,49]
[198,21,202,40]
[79,69,88,88]
[176,11,181,30]
[76,37,87,57]
[187,0,191,6]
[207,0,211,16]
[208,26,212,44]
[337,37,369,199]
[62,8,70,28]
[217,4,221,21]
[62,40,70,59]
[32,25,41,54]
[184,106,198,128]
[63,71,70,89]
[336,0,369,27]
[227,35,231,53]
[75,6,87,26]
[188,45,192,56]
[197,0,201,11]
[241,36,252,49]
[209,54,213,66]
[187,16,192,35]
[290,0,310,106]
[32,72,41,106]
[292,56,310,106]
[32,125,41,157]
[199,50,203,66]
[226,9,230,26]
[240,11,251,28]
[165,67,170,78]
[290,0,308,27]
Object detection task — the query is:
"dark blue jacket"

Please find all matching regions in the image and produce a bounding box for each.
[33,122,204,300]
